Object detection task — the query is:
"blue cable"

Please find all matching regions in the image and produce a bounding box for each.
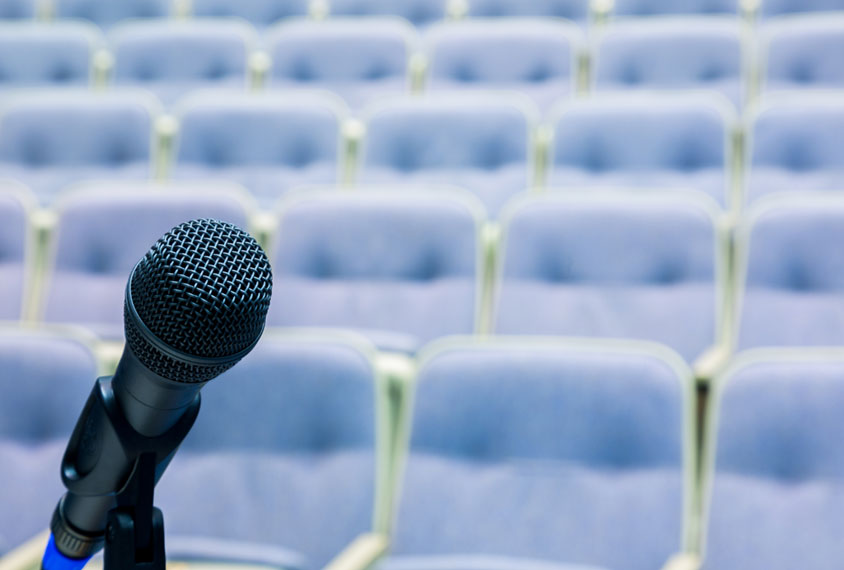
[41,535,92,570]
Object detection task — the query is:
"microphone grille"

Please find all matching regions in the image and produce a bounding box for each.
[125,219,273,382]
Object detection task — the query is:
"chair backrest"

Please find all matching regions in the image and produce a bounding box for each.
[328,0,449,26]
[759,0,844,18]
[736,194,844,350]
[466,0,591,21]
[495,193,721,362]
[42,183,252,336]
[191,0,309,26]
[392,338,689,570]
[704,350,844,569]
[158,331,379,570]
[0,22,99,87]
[268,190,482,346]
[53,0,171,27]
[763,16,844,91]
[594,19,743,101]
[0,0,36,18]
[611,0,739,16]
[0,181,31,320]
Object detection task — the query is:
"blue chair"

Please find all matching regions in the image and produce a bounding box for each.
[265,18,415,111]
[424,19,581,113]
[41,182,252,339]
[0,22,99,88]
[53,0,171,27]
[156,331,380,570]
[593,18,744,107]
[0,327,98,556]
[762,15,844,92]
[494,193,722,363]
[735,194,844,350]
[759,0,844,17]
[611,0,739,15]
[466,0,591,22]
[381,338,690,570]
[0,181,32,321]
[268,190,483,353]
[703,350,844,569]
[328,0,448,27]
[171,91,345,207]
[547,94,734,207]
[745,94,844,203]
[190,0,309,27]
[359,95,536,216]
[110,20,254,105]
[0,0,35,18]
[0,92,158,204]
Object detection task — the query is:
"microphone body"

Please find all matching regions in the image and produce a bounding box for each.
[44,219,273,567]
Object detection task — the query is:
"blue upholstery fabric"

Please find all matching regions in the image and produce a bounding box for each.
[191,0,309,26]
[612,0,738,15]
[0,0,35,18]
[268,192,480,349]
[763,17,844,92]
[111,21,252,105]
[42,184,250,338]
[495,195,718,362]
[380,555,606,570]
[360,96,533,215]
[704,355,844,569]
[466,0,590,21]
[0,93,155,204]
[388,341,686,570]
[156,335,377,570]
[746,97,844,202]
[53,0,171,27]
[760,0,844,17]
[0,23,97,87]
[594,19,743,106]
[737,197,844,350]
[425,20,579,112]
[266,19,413,110]
[328,0,448,27]
[0,183,29,320]
[548,95,731,206]
[172,92,343,207]
[0,330,97,555]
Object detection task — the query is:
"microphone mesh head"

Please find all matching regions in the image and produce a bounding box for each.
[125,219,273,383]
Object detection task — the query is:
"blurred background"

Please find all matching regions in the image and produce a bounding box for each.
[1,0,844,569]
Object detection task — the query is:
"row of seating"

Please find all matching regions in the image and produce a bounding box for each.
[2,0,843,27]
[2,326,840,570]
[5,15,844,110]
[1,90,840,210]
[3,181,844,363]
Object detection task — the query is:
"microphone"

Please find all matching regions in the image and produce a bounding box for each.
[43,219,273,569]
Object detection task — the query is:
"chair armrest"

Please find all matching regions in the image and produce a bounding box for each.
[692,344,731,385]
[321,533,389,570]
[0,530,49,570]
[661,553,701,570]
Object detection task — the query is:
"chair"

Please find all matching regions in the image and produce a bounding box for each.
[0,22,99,88]
[762,16,844,92]
[190,0,309,27]
[381,338,691,570]
[424,19,581,113]
[0,181,32,321]
[466,0,591,22]
[0,0,35,18]
[170,91,345,207]
[703,350,844,569]
[0,327,98,556]
[53,0,171,28]
[265,18,415,110]
[759,0,844,18]
[611,0,739,16]
[41,182,253,339]
[745,94,844,203]
[156,331,381,570]
[593,18,745,107]
[494,192,722,363]
[547,94,734,207]
[0,92,158,204]
[358,95,535,216]
[328,0,449,27]
[268,190,483,353]
[110,20,254,105]
[735,194,844,351]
